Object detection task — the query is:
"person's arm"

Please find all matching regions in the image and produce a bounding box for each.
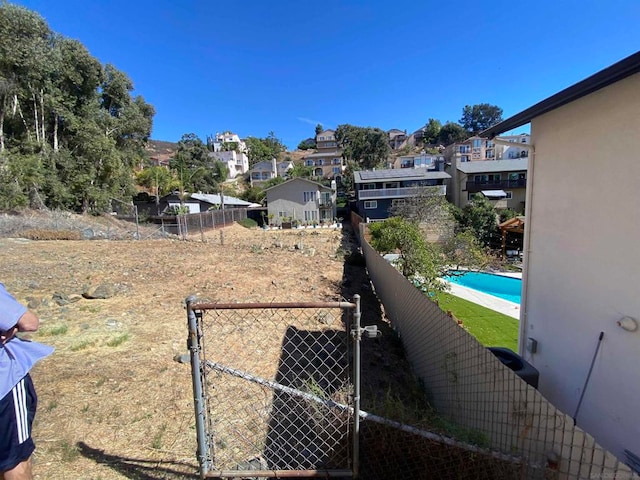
[16,310,40,332]
[0,310,39,345]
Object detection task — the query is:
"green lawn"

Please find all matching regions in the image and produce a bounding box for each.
[436,292,519,351]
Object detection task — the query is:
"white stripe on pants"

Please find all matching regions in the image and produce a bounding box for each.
[11,379,29,444]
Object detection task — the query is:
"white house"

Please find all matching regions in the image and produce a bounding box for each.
[207,131,249,178]
[482,51,640,462]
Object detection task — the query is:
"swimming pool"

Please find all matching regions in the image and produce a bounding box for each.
[444,271,522,304]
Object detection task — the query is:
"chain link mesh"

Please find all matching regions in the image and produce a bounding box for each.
[189,303,355,476]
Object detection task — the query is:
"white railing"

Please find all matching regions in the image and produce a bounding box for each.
[358,185,446,200]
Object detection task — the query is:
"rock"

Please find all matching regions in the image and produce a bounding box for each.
[83,283,116,299]
[68,294,83,303]
[26,297,41,309]
[52,292,69,306]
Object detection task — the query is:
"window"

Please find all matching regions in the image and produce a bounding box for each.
[278,211,288,218]
[467,192,482,201]
[505,191,513,199]
[472,139,482,148]
[474,174,501,184]
[332,167,341,174]
[305,160,314,166]
[364,200,377,209]
[318,136,325,141]
[460,155,469,163]
[392,199,406,207]
[303,191,317,202]
[304,210,318,221]
[459,145,470,153]
[332,158,341,165]
[363,183,376,190]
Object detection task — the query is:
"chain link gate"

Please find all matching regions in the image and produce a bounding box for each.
[185,296,364,479]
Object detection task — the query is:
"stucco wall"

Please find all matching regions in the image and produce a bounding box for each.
[266,180,321,222]
[524,72,640,459]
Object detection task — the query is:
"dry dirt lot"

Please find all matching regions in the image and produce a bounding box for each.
[1,216,417,479]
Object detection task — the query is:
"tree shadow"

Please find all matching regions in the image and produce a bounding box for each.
[76,441,199,480]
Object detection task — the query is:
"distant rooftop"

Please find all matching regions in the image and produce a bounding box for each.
[354,168,450,183]
[457,158,528,174]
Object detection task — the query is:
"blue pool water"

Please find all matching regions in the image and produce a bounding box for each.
[444,271,522,304]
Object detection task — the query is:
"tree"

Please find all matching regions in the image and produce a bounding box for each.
[368,217,445,293]
[288,163,313,178]
[437,122,468,146]
[335,124,390,170]
[422,118,442,145]
[459,103,503,135]
[0,3,156,213]
[454,196,500,247]
[169,133,218,197]
[297,138,315,150]
[245,132,285,167]
[315,123,323,135]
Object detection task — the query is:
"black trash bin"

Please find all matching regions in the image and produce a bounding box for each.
[488,347,539,389]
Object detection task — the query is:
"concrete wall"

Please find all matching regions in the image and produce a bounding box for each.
[523,72,640,459]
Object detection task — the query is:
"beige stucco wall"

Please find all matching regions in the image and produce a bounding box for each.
[523,72,640,459]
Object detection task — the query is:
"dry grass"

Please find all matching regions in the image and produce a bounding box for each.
[1,223,348,479]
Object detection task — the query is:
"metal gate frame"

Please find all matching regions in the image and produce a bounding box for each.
[186,295,363,479]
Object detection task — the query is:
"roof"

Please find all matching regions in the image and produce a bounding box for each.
[482,51,640,138]
[263,177,334,193]
[353,168,450,184]
[304,150,342,159]
[457,158,528,174]
[190,193,258,207]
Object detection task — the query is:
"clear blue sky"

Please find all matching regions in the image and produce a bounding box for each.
[13,0,640,149]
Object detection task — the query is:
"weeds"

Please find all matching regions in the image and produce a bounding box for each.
[42,324,69,336]
[151,423,167,449]
[106,333,129,347]
[59,440,80,462]
[70,339,95,351]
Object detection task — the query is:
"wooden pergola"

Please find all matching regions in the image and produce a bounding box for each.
[499,216,525,259]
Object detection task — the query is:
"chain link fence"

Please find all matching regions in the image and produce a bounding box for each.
[185,298,361,478]
[354,216,637,480]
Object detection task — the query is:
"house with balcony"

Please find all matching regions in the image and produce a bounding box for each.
[353,168,450,221]
[265,177,336,225]
[500,133,531,159]
[392,152,445,170]
[445,135,503,164]
[481,51,640,460]
[302,129,344,179]
[206,131,250,178]
[446,158,527,211]
[388,128,407,150]
[248,158,293,187]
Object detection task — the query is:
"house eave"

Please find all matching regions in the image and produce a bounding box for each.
[481,51,640,138]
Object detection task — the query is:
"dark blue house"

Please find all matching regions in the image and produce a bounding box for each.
[353,168,450,220]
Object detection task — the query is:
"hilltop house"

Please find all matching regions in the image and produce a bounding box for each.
[482,51,640,460]
[265,178,336,225]
[303,129,344,179]
[207,131,249,179]
[248,158,293,187]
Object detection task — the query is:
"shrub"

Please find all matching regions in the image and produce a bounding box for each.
[237,218,257,229]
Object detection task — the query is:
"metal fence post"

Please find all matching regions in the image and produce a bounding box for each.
[186,296,212,478]
[352,294,361,479]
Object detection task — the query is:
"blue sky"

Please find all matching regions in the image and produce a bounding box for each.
[13,0,640,149]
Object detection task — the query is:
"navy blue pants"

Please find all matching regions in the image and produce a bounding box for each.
[0,374,37,472]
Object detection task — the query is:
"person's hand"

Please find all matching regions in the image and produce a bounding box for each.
[1,326,18,344]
